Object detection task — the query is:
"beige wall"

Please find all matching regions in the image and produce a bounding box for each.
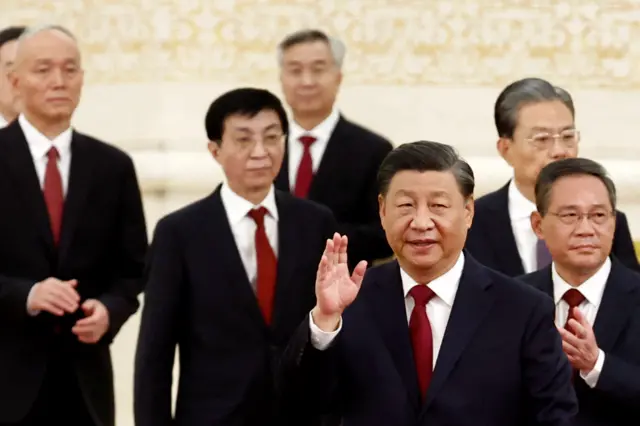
[3,1,640,425]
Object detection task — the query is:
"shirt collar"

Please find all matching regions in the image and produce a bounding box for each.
[508,179,537,220]
[400,252,465,307]
[552,257,611,308]
[18,114,72,160]
[0,114,7,128]
[289,108,340,143]
[220,183,279,226]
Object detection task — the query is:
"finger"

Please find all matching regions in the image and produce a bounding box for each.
[316,255,329,287]
[57,283,81,303]
[331,234,341,264]
[567,319,586,339]
[65,279,78,288]
[75,314,99,327]
[338,235,348,265]
[562,340,580,357]
[39,301,65,316]
[326,238,336,266]
[351,261,368,287]
[72,323,97,335]
[572,307,588,327]
[559,327,582,347]
[47,288,78,313]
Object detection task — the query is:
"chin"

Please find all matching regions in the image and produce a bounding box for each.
[568,252,605,270]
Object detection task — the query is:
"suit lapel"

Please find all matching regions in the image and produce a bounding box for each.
[203,188,268,331]
[0,122,55,255]
[57,133,95,265]
[367,261,421,410]
[593,261,639,352]
[270,191,302,330]
[423,255,495,411]
[307,117,348,201]
[485,183,525,276]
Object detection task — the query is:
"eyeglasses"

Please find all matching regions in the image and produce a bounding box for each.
[548,210,614,226]
[525,129,580,150]
[231,133,285,150]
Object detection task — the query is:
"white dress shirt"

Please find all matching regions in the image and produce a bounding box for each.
[19,114,72,195]
[287,108,340,192]
[552,258,610,388]
[0,114,7,128]
[21,114,73,313]
[508,179,539,273]
[310,253,465,371]
[220,183,279,286]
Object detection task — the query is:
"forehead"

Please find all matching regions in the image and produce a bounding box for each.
[19,30,79,63]
[516,100,574,130]
[388,170,462,198]
[223,109,282,133]
[282,40,333,64]
[548,175,611,208]
[0,40,18,64]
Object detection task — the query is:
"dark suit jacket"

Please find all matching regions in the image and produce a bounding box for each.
[518,261,640,426]
[278,253,578,426]
[275,115,393,268]
[134,186,337,426]
[0,120,148,425]
[466,182,639,276]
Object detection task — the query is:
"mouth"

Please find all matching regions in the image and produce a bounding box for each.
[407,239,437,248]
[570,244,599,251]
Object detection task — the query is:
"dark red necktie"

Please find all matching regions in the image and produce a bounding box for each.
[248,207,277,324]
[409,285,436,399]
[43,147,63,245]
[562,288,585,380]
[293,135,316,198]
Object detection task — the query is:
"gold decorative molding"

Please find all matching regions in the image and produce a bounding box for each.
[3,0,640,88]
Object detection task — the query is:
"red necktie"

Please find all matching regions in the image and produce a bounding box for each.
[562,288,585,331]
[44,147,64,245]
[409,285,436,399]
[248,207,277,324]
[293,135,316,198]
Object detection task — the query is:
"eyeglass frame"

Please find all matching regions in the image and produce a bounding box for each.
[524,128,580,150]
[546,209,614,226]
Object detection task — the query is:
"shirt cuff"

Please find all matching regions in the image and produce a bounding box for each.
[580,349,605,388]
[309,312,342,351]
[26,284,41,316]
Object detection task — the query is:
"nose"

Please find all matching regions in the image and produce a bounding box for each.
[301,70,315,86]
[573,214,596,236]
[548,138,571,159]
[250,140,268,157]
[410,206,435,231]
[50,69,65,88]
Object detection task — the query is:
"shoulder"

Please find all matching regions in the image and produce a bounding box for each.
[152,193,217,237]
[74,131,134,168]
[339,116,393,152]
[276,189,333,219]
[474,185,507,212]
[480,261,552,308]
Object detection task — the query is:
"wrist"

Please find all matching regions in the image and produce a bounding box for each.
[311,306,341,332]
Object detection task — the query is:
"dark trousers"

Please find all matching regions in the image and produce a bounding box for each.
[2,346,95,426]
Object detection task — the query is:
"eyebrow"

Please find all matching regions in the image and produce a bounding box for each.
[231,123,282,133]
[394,189,450,198]
[556,203,609,210]
[530,125,575,132]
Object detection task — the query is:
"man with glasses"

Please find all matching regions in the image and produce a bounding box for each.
[274,29,394,269]
[134,88,337,426]
[519,158,640,426]
[465,78,638,276]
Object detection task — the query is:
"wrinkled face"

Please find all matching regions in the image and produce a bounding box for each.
[531,175,615,273]
[10,29,83,123]
[209,109,285,195]
[0,39,19,117]
[279,40,341,116]
[498,100,577,188]
[379,170,473,274]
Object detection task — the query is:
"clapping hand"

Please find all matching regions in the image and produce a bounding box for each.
[312,233,367,332]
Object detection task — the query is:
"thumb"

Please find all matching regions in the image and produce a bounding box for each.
[351,261,368,287]
[66,279,78,287]
[82,299,97,314]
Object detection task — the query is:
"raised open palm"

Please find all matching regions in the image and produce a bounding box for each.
[315,233,368,318]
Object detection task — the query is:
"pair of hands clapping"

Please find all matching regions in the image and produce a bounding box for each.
[312,233,368,332]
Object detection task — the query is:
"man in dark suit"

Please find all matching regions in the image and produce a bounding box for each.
[0,25,148,426]
[466,78,638,276]
[518,158,640,425]
[0,25,25,127]
[274,29,394,268]
[278,141,578,426]
[134,88,337,426]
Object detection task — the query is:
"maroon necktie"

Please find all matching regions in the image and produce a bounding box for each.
[248,207,277,324]
[409,285,436,399]
[562,289,585,331]
[293,135,316,198]
[43,147,63,245]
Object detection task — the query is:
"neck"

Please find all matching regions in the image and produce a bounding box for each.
[399,252,460,285]
[554,262,602,287]
[0,107,17,124]
[293,109,333,131]
[513,178,535,203]
[232,185,271,206]
[23,112,70,139]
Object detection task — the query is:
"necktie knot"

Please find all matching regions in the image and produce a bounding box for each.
[47,146,59,161]
[562,288,585,308]
[410,285,436,307]
[248,206,269,227]
[299,135,316,149]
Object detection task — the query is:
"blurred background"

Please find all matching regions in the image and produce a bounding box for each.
[3,1,640,425]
